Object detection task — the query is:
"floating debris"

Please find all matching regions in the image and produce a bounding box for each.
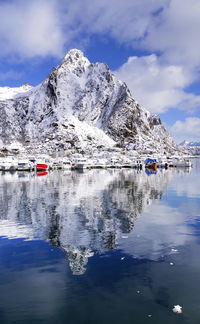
[120,257,125,260]
[170,262,174,266]
[172,305,182,314]
[121,235,128,239]
[148,314,152,318]
[137,290,140,294]
[171,248,178,253]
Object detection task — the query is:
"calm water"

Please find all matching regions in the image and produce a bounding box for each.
[0,160,200,324]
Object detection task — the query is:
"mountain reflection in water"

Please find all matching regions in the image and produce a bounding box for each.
[0,167,193,275]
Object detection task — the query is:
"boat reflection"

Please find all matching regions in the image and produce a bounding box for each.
[37,171,48,176]
[145,168,157,176]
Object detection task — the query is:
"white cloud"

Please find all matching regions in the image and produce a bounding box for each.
[114,54,200,114]
[0,0,199,120]
[0,0,65,59]
[57,0,200,70]
[170,117,200,143]
[142,0,200,68]
[0,0,199,70]
[59,0,168,42]
[0,0,169,59]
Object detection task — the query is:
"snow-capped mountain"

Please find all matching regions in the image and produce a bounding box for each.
[0,49,183,155]
[179,140,200,155]
[180,140,200,147]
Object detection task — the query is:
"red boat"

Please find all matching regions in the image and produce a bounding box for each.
[37,171,48,176]
[36,163,48,171]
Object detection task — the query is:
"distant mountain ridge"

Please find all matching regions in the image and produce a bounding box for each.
[179,140,200,155]
[180,140,200,147]
[0,49,184,155]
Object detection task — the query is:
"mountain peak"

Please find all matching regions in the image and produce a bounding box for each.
[61,49,89,67]
[66,48,84,57]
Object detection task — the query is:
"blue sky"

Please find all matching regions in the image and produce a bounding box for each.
[0,0,200,143]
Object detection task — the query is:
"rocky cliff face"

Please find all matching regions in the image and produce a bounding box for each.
[0,49,182,155]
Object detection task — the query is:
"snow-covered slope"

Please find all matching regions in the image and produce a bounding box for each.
[0,49,182,155]
[0,83,33,101]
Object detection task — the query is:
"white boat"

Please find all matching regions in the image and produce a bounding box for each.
[94,158,108,168]
[72,157,88,170]
[87,158,96,169]
[131,159,143,169]
[17,159,33,171]
[157,159,169,168]
[51,160,62,169]
[121,157,132,168]
[0,155,18,171]
[62,159,72,170]
[109,158,122,168]
[173,159,192,167]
